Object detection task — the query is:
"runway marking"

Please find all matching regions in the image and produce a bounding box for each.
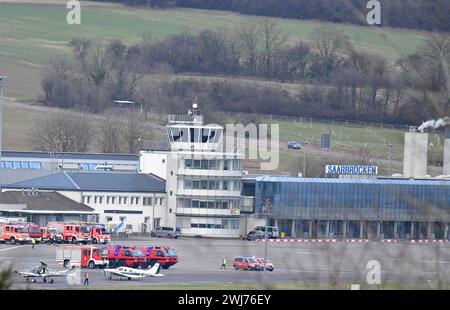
[0,245,27,253]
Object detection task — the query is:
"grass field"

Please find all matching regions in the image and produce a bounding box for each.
[0,1,432,99]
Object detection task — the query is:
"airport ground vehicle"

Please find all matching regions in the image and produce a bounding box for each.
[41,227,63,243]
[107,245,147,268]
[47,222,91,244]
[133,246,178,269]
[56,245,109,269]
[0,223,32,244]
[256,258,274,271]
[25,223,43,243]
[254,226,280,239]
[243,230,265,241]
[233,256,263,271]
[150,226,181,239]
[86,224,111,244]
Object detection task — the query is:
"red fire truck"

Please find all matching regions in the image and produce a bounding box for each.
[133,245,178,269]
[87,225,111,244]
[0,223,32,244]
[107,245,147,268]
[24,223,43,243]
[41,227,64,243]
[56,245,109,269]
[63,221,111,244]
[47,222,91,244]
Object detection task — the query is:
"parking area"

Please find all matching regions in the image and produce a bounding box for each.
[2,237,450,289]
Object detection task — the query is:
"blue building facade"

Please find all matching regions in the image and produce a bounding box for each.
[255,177,450,240]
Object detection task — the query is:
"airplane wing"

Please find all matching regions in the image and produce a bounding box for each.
[103,269,146,279]
[46,265,77,277]
[14,271,40,278]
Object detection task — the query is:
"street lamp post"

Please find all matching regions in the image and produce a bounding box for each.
[386,141,393,175]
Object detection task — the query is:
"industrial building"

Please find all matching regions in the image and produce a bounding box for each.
[0,191,97,226]
[2,172,166,233]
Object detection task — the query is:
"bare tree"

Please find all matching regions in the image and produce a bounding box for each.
[312,26,347,77]
[259,18,287,76]
[41,56,74,106]
[123,113,144,153]
[237,20,261,73]
[98,114,123,153]
[31,112,93,152]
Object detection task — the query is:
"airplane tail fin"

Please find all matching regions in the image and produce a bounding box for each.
[147,263,161,275]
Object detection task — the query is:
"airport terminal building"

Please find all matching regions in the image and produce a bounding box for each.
[253,177,450,240]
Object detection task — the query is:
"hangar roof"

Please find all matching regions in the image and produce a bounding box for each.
[4,172,166,193]
[0,191,94,212]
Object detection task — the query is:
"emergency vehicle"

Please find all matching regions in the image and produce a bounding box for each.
[87,224,111,244]
[107,245,147,268]
[47,222,91,244]
[0,223,32,244]
[41,227,63,243]
[133,246,178,269]
[64,221,111,244]
[24,223,43,243]
[56,245,109,269]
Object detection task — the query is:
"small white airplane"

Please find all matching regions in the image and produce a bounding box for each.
[103,263,164,280]
[15,261,77,283]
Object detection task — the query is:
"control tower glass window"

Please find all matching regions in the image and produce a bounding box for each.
[201,128,210,143]
[190,128,200,143]
[172,128,182,142]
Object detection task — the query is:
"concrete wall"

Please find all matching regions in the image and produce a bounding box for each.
[139,151,168,179]
[403,132,428,178]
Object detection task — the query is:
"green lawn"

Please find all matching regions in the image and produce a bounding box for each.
[0,2,431,99]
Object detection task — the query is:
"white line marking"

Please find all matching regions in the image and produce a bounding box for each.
[0,245,27,253]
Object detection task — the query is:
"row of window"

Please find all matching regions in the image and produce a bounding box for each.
[178,198,239,210]
[0,161,42,169]
[183,179,241,191]
[168,127,222,144]
[184,159,241,171]
[190,220,239,230]
[83,195,164,206]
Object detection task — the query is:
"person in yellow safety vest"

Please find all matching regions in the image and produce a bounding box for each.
[221,257,227,270]
[31,238,35,249]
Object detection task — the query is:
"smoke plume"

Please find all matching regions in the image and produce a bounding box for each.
[418,117,450,132]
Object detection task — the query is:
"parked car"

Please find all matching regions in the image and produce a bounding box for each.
[150,226,181,239]
[256,258,274,271]
[244,230,265,241]
[254,226,280,239]
[287,141,302,150]
[233,256,263,271]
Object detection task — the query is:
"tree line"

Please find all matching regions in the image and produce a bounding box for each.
[88,0,450,32]
[40,20,450,126]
